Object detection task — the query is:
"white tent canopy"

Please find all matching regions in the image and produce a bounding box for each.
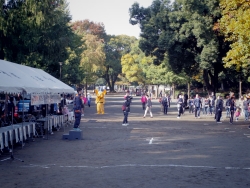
[0,59,74,94]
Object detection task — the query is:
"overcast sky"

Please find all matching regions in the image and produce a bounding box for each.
[66,0,154,38]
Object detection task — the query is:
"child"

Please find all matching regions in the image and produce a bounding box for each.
[234,108,241,121]
[87,92,91,107]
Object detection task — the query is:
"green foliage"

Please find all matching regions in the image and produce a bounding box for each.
[129,0,228,92]
[219,0,250,79]
[0,0,79,84]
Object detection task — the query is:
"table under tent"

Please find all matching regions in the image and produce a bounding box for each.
[0,60,75,157]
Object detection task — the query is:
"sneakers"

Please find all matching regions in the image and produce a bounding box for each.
[177,117,180,119]
[81,114,84,117]
[73,128,81,131]
[143,116,145,118]
[216,121,222,123]
[122,123,127,126]
[150,116,153,118]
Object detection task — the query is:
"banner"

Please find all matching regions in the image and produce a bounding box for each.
[31,94,61,105]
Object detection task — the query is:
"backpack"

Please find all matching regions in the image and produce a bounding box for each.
[141,96,146,103]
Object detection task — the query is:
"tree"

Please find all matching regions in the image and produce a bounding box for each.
[100,35,137,92]
[0,0,77,80]
[219,0,250,80]
[129,0,228,93]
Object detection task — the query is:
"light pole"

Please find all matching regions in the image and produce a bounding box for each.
[85,72,88,95]
[59,62,63,80]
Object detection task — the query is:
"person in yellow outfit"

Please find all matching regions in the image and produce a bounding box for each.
[95,89,107,114]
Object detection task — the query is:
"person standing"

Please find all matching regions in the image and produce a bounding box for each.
[122,97,131,126]
[87,92,92,107]
[161,93,168,115]
[215,95,223,123]
[141,93,147,110]
[243,97,249,121]
[229,96,236,124]
[177,94,183,118]
[194,94,202,118]
[225,95,231,118]
[188,97,194,113]
[143,95,153,118]
[73,88,83,131]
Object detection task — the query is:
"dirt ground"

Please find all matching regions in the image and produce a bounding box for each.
[1,93,250,188]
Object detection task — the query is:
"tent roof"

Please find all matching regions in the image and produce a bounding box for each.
[0,60,74,94]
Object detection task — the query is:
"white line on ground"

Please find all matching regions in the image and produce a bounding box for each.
[149,138,153,144]
[20,164,250,170]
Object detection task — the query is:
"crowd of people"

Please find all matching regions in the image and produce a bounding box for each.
[172,92,250,127]
[119,90,250,129]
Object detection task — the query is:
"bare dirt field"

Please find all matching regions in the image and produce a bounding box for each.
[1,93,250,188]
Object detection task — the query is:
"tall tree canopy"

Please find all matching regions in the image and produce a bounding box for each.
[101,35,137,92]
[129,0,228,92]
[219,0,250,80]
[0,0,77,80]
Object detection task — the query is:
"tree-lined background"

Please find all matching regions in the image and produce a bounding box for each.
[1,0,250,96]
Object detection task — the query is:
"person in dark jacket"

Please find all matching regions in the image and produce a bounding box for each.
[177,94,184,118]
[215,95,223,123]
[194,94,201,118]
[122,97,131,126]
[229,96,236,124]
[73,88,83,131]
[161,94,168,115]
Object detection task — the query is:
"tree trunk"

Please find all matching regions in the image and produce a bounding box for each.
[187,82,190,99]
[203,69,213,92]
[172,84,175,99]
[239,80,242,99]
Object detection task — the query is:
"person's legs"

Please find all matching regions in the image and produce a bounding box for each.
[164,105,167,114]
[144,107,149,117]
[123,111,128,124]
[244,110,249,120]
[205,107,208,115]
[101,103,105,114]
[74,113,81,128]
[177,108,181,117]
[149,107,153,117]
[197,107,201,117]
[230,110,234,123]
[216,111,222,122]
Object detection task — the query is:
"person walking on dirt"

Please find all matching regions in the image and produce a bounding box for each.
[87,92,92,107]
[228,96,236,124]
[122,97,131,126]
[141,93,147,110]
[215,95,223,123]
[194,94,202,118]
[161,93,168,115]
[177,94,183,118]
[143,95,153,118]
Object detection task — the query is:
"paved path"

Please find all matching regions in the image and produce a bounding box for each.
[0,94,250,188]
